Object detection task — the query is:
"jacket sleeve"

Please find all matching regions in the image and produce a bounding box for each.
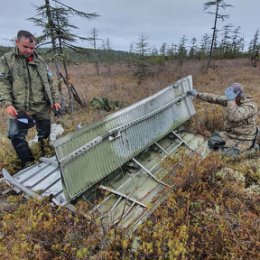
[47,68,61,104]
[196,92,227,107]
[226,100,257,122]
[0,55,13,106]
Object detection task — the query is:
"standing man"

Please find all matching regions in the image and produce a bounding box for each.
[0,30,61,168]
[188,83,258,156]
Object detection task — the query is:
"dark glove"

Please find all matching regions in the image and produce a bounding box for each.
[225,87,236,101]
[187,89,197,96]
[52,103,62,117]
[52,108,62,117]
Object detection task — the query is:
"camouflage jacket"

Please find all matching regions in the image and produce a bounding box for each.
[196,92,258,150]
[0,48,60,114]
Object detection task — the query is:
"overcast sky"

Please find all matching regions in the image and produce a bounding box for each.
[0,0,259,51]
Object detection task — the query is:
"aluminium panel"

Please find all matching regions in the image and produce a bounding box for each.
[89,132,210,231]
[2,157,68,205]
[54,75,196,201]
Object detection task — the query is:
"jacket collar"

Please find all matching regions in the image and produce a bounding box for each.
[14,47,39,64]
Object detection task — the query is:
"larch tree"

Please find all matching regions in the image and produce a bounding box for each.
[219,24,233,58]
[133,34,151,85]
[159,42,167,59]
[102,38,113,75]
[89,27,101,75]
[189,37,198,59]
[177,35,188,66]
[249,29,259,53]
[28,0,99,112]
[231,26,243,57]
[199,33,211,59]
[203,0,233,67]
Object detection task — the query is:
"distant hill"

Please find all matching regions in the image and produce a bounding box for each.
[0,45,131,63]
[0,46,12,57]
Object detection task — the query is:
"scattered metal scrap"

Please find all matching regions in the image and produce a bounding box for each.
[2,75,210,231]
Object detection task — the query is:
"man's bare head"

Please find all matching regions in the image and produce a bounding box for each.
[16,30,36,57]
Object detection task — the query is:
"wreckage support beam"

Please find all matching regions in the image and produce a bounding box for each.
[99,185,147,208]
[132,158,171,187]
[154,142,170,155]
[171,130,196,152]
[112,201,136,225]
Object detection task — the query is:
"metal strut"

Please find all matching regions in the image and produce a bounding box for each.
[99,185,147,208]
[171,130,197,153]
[154,142,170,155]
[112,201,136,225]
[132,158,171,187]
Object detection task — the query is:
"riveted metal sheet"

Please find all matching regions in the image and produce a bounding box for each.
[87,131,210,232]
[54,75,195,201]
[2,157,68,205]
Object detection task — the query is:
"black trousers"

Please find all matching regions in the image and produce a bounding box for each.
[8,117,51,165]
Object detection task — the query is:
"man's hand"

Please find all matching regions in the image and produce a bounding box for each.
[52,103,62,117]
[53,103,61,111]
[187,89,197,97]
[225,87,236,101]
[5,105,18,117]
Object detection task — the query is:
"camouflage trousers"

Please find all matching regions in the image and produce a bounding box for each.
[207,131,254,156]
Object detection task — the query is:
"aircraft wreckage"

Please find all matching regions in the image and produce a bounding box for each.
[2,75,210,232]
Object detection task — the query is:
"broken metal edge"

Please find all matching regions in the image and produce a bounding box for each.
[2,168,42,199]
[2,168,76,212]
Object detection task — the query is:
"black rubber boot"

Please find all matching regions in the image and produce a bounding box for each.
[36,119,51,158]
[12,140,34,169]
[39,138,46,157]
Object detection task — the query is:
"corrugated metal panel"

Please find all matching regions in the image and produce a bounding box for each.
[54,75,195,201]
[2,157,68,205]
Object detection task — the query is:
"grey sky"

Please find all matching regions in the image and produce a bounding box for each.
[0,0,259,51]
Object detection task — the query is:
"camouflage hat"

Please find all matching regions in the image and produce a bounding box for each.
[17,111,36,129]
[231,83,244,97]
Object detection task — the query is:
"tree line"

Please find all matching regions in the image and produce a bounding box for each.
[145,27,259,60]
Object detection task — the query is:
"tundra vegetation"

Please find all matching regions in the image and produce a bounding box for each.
[0,53,259,259]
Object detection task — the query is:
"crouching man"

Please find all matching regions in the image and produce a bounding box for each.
[188,83,258,156]
[0,30,61,168]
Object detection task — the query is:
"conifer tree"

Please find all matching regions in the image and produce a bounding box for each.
[133,34,151,85]
[177,35,188,65]
[249,29,259,53]
[203,0,233,67]
[231,26,243,57]
[29,0,98,112]
[219,24,233,58]
[189,38,198,58]
[89,27,100,75]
